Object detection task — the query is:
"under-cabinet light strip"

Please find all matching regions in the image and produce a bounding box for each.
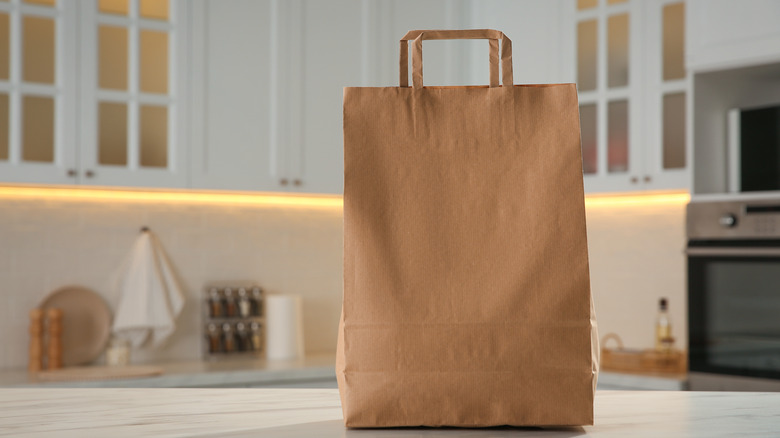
[0,185,689,208]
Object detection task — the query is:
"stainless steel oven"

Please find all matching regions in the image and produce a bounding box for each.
[687,199,780,391]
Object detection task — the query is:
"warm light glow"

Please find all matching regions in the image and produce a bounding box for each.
[585,191,690,207]
[0,185,688,209]
[0,185,343,208]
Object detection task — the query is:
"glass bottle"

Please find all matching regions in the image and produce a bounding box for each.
[655,298,672,352]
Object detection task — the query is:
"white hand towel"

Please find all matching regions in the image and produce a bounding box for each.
[112,231,185,348]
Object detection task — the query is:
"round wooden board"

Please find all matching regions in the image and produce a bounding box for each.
[39,286,112,367]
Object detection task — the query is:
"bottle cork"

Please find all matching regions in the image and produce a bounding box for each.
[46,308,63,370]
[28,308,44,372]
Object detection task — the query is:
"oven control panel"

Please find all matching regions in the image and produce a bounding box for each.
[688,199,780,239]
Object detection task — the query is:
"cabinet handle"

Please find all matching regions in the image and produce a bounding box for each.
[66,169,77,177]
[85,170,95,178]
[280,178,289,186]
[293,179,302,187]
[644,175,652,183]
[630,176,639,184]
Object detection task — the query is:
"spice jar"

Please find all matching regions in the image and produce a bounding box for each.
[250,321,263,352]
[208,288,223,318]
[251,287,264,317]
[221,323,235,353]
[206,323,221,354]
[224,288,237,318]
[236,322,250,352]
[238,288,252,318]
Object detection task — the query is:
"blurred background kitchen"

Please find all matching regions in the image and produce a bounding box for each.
[0,0,779,391]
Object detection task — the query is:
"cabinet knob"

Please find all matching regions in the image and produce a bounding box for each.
[280,178,288,186]
[644,175,652,183]
[293,179,302,187]
[85,170,95,178]
[630,176,639,184]
[66,169,77,177]
[719,214,738,228]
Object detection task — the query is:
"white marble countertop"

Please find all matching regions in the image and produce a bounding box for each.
[1,389,778,437]
[0,354,337,388]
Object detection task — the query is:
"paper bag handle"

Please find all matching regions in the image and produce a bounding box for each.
[399,29,513,89]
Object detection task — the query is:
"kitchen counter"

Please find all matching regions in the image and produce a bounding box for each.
[0,354,683,390]
[0,354,336,388]
[1,389,778,437]
[598,370,687,390]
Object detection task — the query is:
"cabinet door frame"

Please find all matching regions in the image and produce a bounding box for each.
[0,0,77,185]
[188,0,280,192]
[79,0,189,188]
[269,0,303,192]
[642,0,691,191]
[576,0,645,193]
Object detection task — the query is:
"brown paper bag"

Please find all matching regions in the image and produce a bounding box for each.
[337,29,598,428]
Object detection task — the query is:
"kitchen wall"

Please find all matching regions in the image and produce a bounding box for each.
[0,189,686,370]
[0,188,343,369]
[586,195,688,353]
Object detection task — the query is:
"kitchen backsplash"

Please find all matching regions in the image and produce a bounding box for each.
[0,190,343,369]
[0,189,686,370]
[587,196,687,354]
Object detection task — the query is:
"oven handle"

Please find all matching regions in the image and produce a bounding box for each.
[685,247,780,257]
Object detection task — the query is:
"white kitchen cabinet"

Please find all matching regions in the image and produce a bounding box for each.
[285,0,363,195]
[189,0,276,191]
[466,1,569,86]
[0,0,189,189]
[192,0,692,195]
[79,0,190,188]
[191,0,472,195]
[0,0,78,185]
[191,0,361,194]
[300,0,494,193]
[687,0,780,73]
[563,0,690,194]
[6,0,696,195]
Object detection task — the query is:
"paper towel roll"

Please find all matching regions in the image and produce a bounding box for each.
[265,294,305,360]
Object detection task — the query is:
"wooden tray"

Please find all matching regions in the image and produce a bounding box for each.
[601,333,686,375]
[34,365,163,383]
[601,348,686,374]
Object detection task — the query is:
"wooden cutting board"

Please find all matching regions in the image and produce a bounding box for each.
[34,365,163,383]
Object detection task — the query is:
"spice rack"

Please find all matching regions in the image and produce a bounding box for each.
[202,283,265,360]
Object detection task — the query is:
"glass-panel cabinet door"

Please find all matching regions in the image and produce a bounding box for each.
[572,0,690,193]
[575,0,642,193]
[80,0,187,188]
[0,0,77,184]
[643,0,689,190]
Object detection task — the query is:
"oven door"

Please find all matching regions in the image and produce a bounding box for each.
[688,240,780,390]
